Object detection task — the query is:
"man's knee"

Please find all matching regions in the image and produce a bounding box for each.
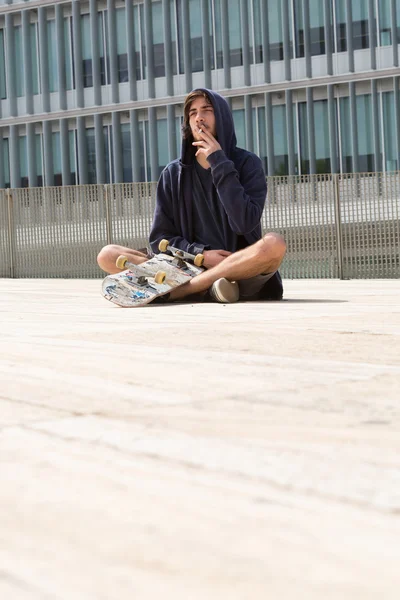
[97,244,119,271]
[258,232,286,268]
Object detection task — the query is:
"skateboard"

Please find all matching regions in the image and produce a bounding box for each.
[101,239,205,307]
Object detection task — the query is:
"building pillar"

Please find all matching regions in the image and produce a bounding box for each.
[55,4,67,110]
[144,0,155,98]
[72,0,84,108]
[22,10,33,115]
[43,120,54,186]
[107,0,119,103]
[26,123,37,187]
[94,113,105,184]
[148,107,159,181]
[60,118,71,185]
[112,111,123,183]
[90,0,101,105]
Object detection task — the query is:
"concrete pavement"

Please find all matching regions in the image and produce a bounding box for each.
[0,278,399,599]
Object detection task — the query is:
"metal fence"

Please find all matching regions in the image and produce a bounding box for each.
[0,172,399,280]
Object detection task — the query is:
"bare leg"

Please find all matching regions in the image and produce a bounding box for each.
[97,244,148,274]
[170,232,286,300]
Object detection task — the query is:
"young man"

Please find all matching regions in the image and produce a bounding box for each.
[97,89,286,303]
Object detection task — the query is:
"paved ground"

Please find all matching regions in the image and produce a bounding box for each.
[0,278,399,600]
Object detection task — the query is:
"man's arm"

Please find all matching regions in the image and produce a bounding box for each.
[149,168,206,256]
[193,128,267,234]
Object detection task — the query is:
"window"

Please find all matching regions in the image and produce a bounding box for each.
[52,132,62,185]
[189,0,203,72]
[309,0,326,56]
[47,21,58,92]
[152,1,165,77]
[268,0,285,61]
[3,138,10,188]
[314,100,332,173]
[0,30,6,99]
[157,119,169,176]
[272,104,289,175]
[357,94,374,172]
[339,97,352,172]
[352,1,369,50]
[14,25,24,97]
[30,23,39,95]
[81,13,92,88]
[382,91,398,171]
[250,0,263,64]
[86,128,97,184]
[19,136,28,188]
[121,123,132,181]
[228,0,242,66]
[116,8,128,82]
[335,0,347,52]
[64,17,74,90]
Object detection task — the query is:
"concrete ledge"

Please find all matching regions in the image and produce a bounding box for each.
[1,279,399,599]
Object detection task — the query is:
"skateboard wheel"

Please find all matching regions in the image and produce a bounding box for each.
[159,239,169,252]
[154,270,166,284]
[194,253,204,267]
[116,255,128,270]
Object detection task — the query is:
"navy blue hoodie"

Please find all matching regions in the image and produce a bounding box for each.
[149,89,283,299]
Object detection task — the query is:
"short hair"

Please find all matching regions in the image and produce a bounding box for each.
[182,90,213,140]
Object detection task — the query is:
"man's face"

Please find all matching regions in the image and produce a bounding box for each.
[188,97,217,141]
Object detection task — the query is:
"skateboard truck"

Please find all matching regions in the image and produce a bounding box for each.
[116,255,166,285]
[158,239,204,267]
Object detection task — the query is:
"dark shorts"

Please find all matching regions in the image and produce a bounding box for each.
[237,272,277,301]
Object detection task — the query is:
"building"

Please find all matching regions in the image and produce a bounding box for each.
[0,0,399,187]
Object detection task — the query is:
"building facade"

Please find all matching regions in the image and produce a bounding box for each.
[0,0,399,187]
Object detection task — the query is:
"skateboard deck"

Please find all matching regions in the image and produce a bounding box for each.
[101,249,204,308]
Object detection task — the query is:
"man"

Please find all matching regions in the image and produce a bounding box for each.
[97,88,286,303]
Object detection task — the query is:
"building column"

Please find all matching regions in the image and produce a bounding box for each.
[201,0,211,89]
[285,89,295,174]
[324,0,333,75]
[306,87,316,174]
[163,0,174,95]
[55,4,67,110]
[72,0,84,108]
[9,125,19,188]
[26,123,37,187]
[77,116,88,184]
[22,10,33,115]
[90,0,101,106]
[38,7,50,113]
[144,0,155,98]
[220,0,231,89]
[148,107,159,181]
[349,82,359,172]
[265,92,274,176]
[43,120,54,186]
[107,0,119,103]
[5,14,16,117]
[241,0,251,87]
[368,0,376,70]
[130,109,141,182]
[303,0,312,78]
[395,77,400,170]
[371,79,381,172]
[260,0,271,83]
[112,111,123,183]
[126,0,137,101]
[181,0,192,92]
[391,0,398,67]
[327,84,338,174]
[282,0,291,81]
[94,114,105,184]
[60,118,71,185]
[244,95,253,152]
[167,103,177,163]
[345,0,354,73]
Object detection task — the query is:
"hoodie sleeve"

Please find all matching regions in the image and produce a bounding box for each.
[149,167,207,256]
[207,149,267,235]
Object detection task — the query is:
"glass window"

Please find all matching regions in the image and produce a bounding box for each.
[293,0,305,58]
[379,0,391,45]
[382,91,397,171]
[133,3,145,80]
[81,13,92,88]
[314,100,331,173]
[47,21,58,92]
[251,0,263,64]
[233,109,245,147]
[35,133,43,187]
[14,25,24,97]
[272,104,288,175]
[152,1,165,77]
[30,23,39,95]
[3,137,10,188]
[339,96,352,172]
[69,130,77,185]
[0,30,6,99]
[335,0,347,52]
[256,106,267,173]
[268,0,284,61]
[116,8,128,82]
[103,126,111,183]
[19,136,28,188]
[309,0,326,56]
[121,123,132,182]
[211,0,223,69]
[157,118,169,174]
[86,128,96,184]
[52,132,62,185]
[228,0,242,66]
[170,0,179,75]
[189,0,203,72]
[64,17,73,90]
[357,94,374,172]
[352,0,369,50]
[98,12,107,85]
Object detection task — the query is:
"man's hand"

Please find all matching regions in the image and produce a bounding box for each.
[203,249,231,269]
[192,127,222,160]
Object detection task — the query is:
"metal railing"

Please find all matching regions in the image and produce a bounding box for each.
[0,172,399,279]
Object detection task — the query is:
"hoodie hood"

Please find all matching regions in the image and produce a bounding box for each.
[180,88,237,165]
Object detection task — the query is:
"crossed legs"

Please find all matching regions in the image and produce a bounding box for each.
[97,232,286,301]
